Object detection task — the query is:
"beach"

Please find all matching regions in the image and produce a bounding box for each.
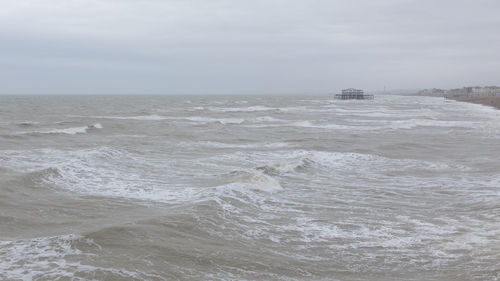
[452,96,500,110]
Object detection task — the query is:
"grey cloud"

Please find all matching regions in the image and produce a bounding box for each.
[1,0,499,94]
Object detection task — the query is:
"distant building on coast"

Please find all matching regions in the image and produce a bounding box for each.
[418,88,446,96]
[334,88,374,100]
[418,86,500,98]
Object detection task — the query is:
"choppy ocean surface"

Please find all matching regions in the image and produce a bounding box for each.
[1,94,499,281]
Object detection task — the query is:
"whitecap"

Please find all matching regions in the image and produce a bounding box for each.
[0,234,145,280]
[191,141,289,149]
[183,116,245,124]
[93,115,168,121]
[216,171,283,193]
[207,106,278,112]
[91,123,103,129]
[16,121,40,127]
[389,119,477,130]
[0,147,202,203]
[0,234,90,280]
[253,116,286,123]
[289,121,374,130]
[18,123,103,135]
[257,153,315,174]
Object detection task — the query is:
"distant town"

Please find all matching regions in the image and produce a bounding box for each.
[418,86,500,98]
[417,86,500,109]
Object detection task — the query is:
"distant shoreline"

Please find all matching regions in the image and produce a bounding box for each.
[449,96,500,110]
[416,86,500,110]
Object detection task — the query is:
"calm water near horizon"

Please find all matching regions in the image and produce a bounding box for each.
[1,94,499,280]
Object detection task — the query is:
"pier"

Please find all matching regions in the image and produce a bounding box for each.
[334,88,374,100]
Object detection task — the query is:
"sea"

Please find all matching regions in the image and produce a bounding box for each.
[0,94,499,281]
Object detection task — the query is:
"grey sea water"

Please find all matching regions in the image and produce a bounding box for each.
[1,94,499,280]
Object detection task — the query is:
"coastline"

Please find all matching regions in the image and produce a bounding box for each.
[450,96,500,110]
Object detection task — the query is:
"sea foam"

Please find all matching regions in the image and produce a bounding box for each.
[18,123,102,135]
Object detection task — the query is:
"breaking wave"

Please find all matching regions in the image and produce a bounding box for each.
[0,234,149,280]
[0,234,92,280]
[207,105,278,112]
[18,123,102,135]
[190,141,290,149]
[183,116,245,124]
[389,119,477,129]
[216,170,283,193]
[16,121,40,127]
[89,115,168,121]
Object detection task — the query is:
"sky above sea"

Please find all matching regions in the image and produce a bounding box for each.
[1,0,499,95]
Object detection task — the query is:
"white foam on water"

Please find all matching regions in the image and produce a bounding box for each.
[309,151,475,185]
[0,234,90,281]
[248,214,500,268]
[192,141,290,149]
[0,234,147,281]
[2,146,482,207]
[183,116,245,124]
[18,123,103,135]
[16,121,40,126]
[82,114,248,124]
[208,149,476,211]
[207,105,278,112]
[2,95,500,279]
[39,126,89,135]
[90,115,168,121]
[253,117,499,132]
[215,171,283,193]
[257,153,315,174]
[93,115,285,125]
[188,106,205,111]
[2,146,289,206]
[1,147,203,204]
[214,150,473,187]
[457,99,500,115]
[389,119,477,130]
[335,109,440,119]
[289,120,375,130]
[298,99,331,104]
[253,116,286,123]
[245,105,278,112]
[121,115,168,121]
[275,106,311,113]
[343,118,388,123]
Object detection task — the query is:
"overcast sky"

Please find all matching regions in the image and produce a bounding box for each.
[1,0,499,95]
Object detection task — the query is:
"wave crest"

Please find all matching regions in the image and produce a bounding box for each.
[217,171,283,193]
[19,123,102,135]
